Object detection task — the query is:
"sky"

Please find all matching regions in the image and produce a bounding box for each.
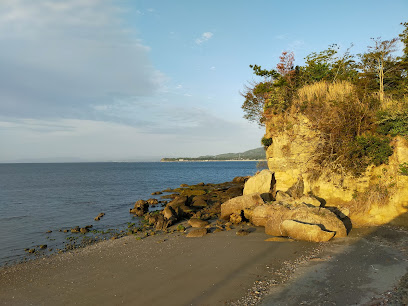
[0,0,407,162]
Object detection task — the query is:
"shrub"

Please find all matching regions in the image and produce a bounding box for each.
[261,137,273,148]
[347,135,393,174]
[399,162,408,176]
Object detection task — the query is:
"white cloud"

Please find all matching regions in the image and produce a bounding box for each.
[195,31,213,45]
[0,0,164,120]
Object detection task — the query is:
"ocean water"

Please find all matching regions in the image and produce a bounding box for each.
[0,161,258,267]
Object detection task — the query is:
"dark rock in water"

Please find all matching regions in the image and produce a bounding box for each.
[39,244,47,249]
[94,217,100,221]
[186,228,207,237]
[130,200,149,216]
[71,226,80,233]
[151,191,162,195]
[85,225,93,229]
[95,212,105,221]
[97,212,105,218]
[46,230,52,233]
[80,228,89,234]
[63,229,69,233]
[236,229,250,236]
[28,249,36,254]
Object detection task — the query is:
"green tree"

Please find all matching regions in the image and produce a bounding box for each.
[359,37,399,103]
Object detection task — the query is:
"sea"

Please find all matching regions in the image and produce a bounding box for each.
[0,161,259,267]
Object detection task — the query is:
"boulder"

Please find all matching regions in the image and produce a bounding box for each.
[130,200,149,216]
[221,193,265,220]
[162,206,177,222]
[281,220,335,242]
[151,191,162,195]
[252,202,347,238]
[243,170,276,196]
[186,228,207,238]
[191,198,207,208]
[188,218,209,228]
[298,195,322,207]
[147,198,159,206]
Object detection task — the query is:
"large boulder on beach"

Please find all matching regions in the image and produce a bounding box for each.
[243,170,276,196]
[249,201,347,238]
[280,220,336,242]
[221,193,265,220]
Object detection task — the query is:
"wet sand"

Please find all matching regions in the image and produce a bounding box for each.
[0,223,407,305]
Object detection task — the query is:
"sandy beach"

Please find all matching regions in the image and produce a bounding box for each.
[1,220,407,306]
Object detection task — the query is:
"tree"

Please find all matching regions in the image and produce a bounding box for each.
[359,37,399,103]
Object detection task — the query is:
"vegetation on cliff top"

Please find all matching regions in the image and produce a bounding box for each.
[242,21,408,175]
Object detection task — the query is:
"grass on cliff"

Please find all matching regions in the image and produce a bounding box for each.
[270,81,400,176]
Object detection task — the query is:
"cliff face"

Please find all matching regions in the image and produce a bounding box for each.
[264,114,408,227]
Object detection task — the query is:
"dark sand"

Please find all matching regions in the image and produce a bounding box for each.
[0,222,407,305]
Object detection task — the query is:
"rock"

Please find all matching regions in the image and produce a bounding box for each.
[179,189,206,197]
[188,218,209,228]
[186,228,207,237]
[298,195,322,207]
[281,220,335,242]
[39,245,47,249]
[71,226,80,233]
[233,176,248,183]
[264,237,294,242]
[28,249,36,254]
[151,191,162,195]
[236,229,250,236]
[46,230,52,233]
[163,206,177,221]
[252,202,347,238]
[94,217,100,221]
[229,213,243,224]
[226,186,244,198]
[130,200,149,216]
[275,191,294,203]
[80,228,88,234]
[191,198,207,208]
[180,183,189,187]
[197,182,205,186]
[286,176,304,198]
[147,198,159,206]
[63,229,69,233]
[221,193,265,220]
[243,170,276,196]
[97,212,105,218]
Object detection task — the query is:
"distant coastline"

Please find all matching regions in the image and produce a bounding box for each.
[161,147,266,162]
[160,159,266,162]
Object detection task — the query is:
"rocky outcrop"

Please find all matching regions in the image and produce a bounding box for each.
[265,113,408,226]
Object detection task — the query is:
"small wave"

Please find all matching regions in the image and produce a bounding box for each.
[0,215,29,222]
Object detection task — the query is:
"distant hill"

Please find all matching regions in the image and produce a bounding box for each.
[161,147,266,162]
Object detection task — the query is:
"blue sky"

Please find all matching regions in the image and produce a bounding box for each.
[0,0,407,162]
